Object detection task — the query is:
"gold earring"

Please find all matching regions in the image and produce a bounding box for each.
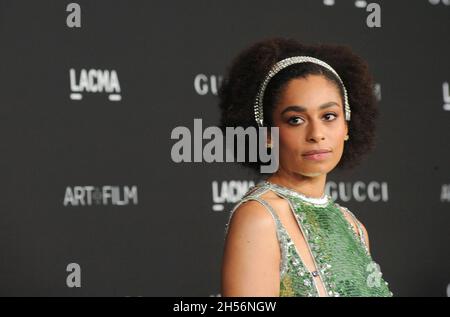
[344,135,349,141]
[267,143,272,149]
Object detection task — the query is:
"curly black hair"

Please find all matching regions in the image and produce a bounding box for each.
[218,37,379,175]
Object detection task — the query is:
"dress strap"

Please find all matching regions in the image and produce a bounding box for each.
[260,180,331,207]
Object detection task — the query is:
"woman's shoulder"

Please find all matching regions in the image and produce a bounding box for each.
[221,196,281,296]
[226,187,289,237]
[229,199,275,229]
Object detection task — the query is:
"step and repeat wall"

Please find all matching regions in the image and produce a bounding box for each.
[0,0,449,296]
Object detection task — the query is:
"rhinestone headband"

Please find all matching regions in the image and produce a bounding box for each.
[254,56,351,127]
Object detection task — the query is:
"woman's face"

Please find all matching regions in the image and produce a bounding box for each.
[270,75,348,178]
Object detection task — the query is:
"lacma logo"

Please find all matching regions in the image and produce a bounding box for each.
[211,180,255,211]
[63,185,138,206]
[69,68,122,101]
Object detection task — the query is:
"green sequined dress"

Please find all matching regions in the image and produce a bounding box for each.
[224,180,393,297]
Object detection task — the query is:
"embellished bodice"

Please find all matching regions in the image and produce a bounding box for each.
[224,180,393,297]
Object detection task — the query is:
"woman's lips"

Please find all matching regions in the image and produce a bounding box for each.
[302,151,331,161]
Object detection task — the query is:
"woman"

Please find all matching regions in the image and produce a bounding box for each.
[219,37,393,297]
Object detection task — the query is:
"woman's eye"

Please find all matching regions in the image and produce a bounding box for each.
[288,117,303,125]
[288,113,337,125]
[324,113,337,121]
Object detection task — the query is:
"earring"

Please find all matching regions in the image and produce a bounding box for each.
[344,135,349,141]
[267,143,272,149]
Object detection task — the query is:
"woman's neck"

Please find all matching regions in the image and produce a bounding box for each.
[265,170,327,199]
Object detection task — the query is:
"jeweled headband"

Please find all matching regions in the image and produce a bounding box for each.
[254,56,351,127]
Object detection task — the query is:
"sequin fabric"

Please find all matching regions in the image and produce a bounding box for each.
[224,180,393,297]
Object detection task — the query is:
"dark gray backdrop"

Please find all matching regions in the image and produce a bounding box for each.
[0,0,449,296]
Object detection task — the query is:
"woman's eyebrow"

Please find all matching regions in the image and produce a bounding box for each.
[280,102,339,115]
